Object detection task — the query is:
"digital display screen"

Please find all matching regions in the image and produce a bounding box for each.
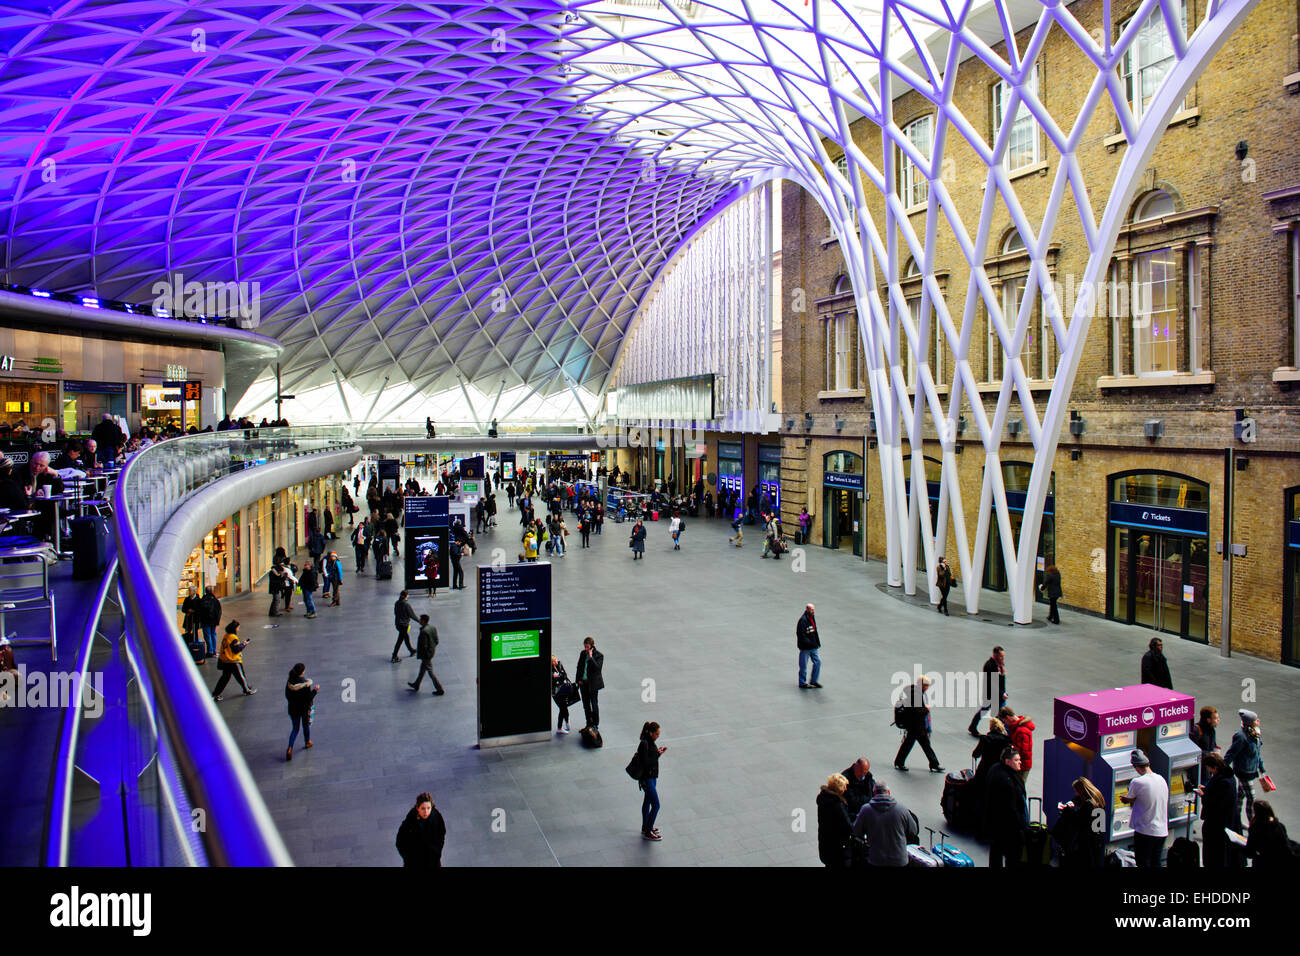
[490,629,541,661]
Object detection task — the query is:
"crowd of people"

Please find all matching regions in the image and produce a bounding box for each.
[813,632,1291,868]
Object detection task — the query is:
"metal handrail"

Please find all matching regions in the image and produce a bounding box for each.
[43,551,117,867]
[101,428,357,866]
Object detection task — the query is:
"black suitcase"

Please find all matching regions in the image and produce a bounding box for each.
[70,515,110,579]
[188,640,207,664]
[579,726,603,749]
[941,768,976,830]
[1166,836,1200,868]
[1023,796,1053,866]
[376,554,393,580]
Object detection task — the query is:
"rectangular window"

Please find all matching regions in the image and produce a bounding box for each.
[825,318,833,389]
[1121,0,1188,120]
[993,66,1040,171]
[835,314,851,390]
[835,155,859,229]
[1133,249,1180,374]
[1292,226,1300,367]
[987,304,1001,381]
[1002,277,1035,378]
[905,298,921,388]
[1110,261,1123,375]
[899,116,932,209]
[1187,244,1200,373]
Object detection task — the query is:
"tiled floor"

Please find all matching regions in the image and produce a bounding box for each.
[213,509,1300,866]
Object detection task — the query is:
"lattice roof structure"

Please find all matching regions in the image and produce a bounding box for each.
[0,0,740,421]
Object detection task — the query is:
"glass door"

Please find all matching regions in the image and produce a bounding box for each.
[822,488,862,555]
[1126,531,1207,642]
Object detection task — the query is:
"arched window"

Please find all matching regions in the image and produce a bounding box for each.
[832,273,852,295]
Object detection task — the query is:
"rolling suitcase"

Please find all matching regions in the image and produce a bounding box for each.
[187,638,207,664]
[376,554,393,580]
[941,767,977,830]
[1023,796,1053,866]
[907,843,942,867]
[70,514,110,579]
[927,826,975,867]
[579,726,603,749]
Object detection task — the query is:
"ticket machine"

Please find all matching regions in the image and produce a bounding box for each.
[1150,719,1202,835]
[1044,685,1196,849]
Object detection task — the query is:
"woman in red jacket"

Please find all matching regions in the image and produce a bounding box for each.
[1001,707,1035,786]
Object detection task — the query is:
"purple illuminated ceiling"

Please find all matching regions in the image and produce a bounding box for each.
[0,1,735,403]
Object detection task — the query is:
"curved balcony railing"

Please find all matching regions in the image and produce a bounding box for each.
[46,426,359,866]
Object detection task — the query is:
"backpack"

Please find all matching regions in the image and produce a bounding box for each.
[677,519,686,531]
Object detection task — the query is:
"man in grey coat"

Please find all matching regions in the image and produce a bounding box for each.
[851,782,919,866]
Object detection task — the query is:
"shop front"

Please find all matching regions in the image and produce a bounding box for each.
[1107,471,1210,644]
[983,461,1055,598]
[757,444,781,511]
[0,376,58,429]
[822,450,864,555]
[716,441,743,515]
[141,380,201,430]
[62,379,127,434]
[1284,487,1300,667]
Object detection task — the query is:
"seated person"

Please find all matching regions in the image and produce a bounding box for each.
[52,439,86,473]
[0,455,29,512]
[22,451,65,541]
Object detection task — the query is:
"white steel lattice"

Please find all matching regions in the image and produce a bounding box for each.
[564,0,1259,622]
[611,183,774,431]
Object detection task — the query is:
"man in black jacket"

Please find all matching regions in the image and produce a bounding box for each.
[985,747,1029,867]
[1141,637,1173,689]
[90,414,124,464]
[968,646,1007,736]
[391,591,417,663]
[894,676,944,773]
[197,586,222,657]
[796,603,821,689]
[575,636,604,729]
[841,758,875,815]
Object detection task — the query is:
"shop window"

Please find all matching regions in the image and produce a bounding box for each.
[899,114,932,209]
[1120,0,1188,121]
[1111,471,1208,511]
[992,64,1041,171]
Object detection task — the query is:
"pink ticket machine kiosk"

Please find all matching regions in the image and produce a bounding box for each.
[1044,685,1198,849]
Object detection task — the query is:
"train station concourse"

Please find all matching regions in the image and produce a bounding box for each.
[0,0,1297,934]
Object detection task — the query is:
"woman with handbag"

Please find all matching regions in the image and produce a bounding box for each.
[629,519,646,560]
[551,655,575,735]
[635,721,666,840]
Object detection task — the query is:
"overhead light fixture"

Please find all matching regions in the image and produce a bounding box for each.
[1069,409,1085,436]
[803,412,813,432]
[1007,418,1023,437]
[81,297,99,308]
[834,418,846,431]
[957,414,967,435]
[1143,419,1163,439]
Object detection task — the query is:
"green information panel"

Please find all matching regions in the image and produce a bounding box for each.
[490,629,541,661]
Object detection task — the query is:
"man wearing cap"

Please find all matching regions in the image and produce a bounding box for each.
[1120,749,1169,868]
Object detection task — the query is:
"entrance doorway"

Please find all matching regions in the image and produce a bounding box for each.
[1113,530,1209,642]
[823,486,862,554]
[1107,471,1210,644]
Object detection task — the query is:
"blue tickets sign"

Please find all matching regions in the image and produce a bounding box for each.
[1108,501,1208,537]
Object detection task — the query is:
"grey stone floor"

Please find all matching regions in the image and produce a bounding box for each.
[213,510,1300,867]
